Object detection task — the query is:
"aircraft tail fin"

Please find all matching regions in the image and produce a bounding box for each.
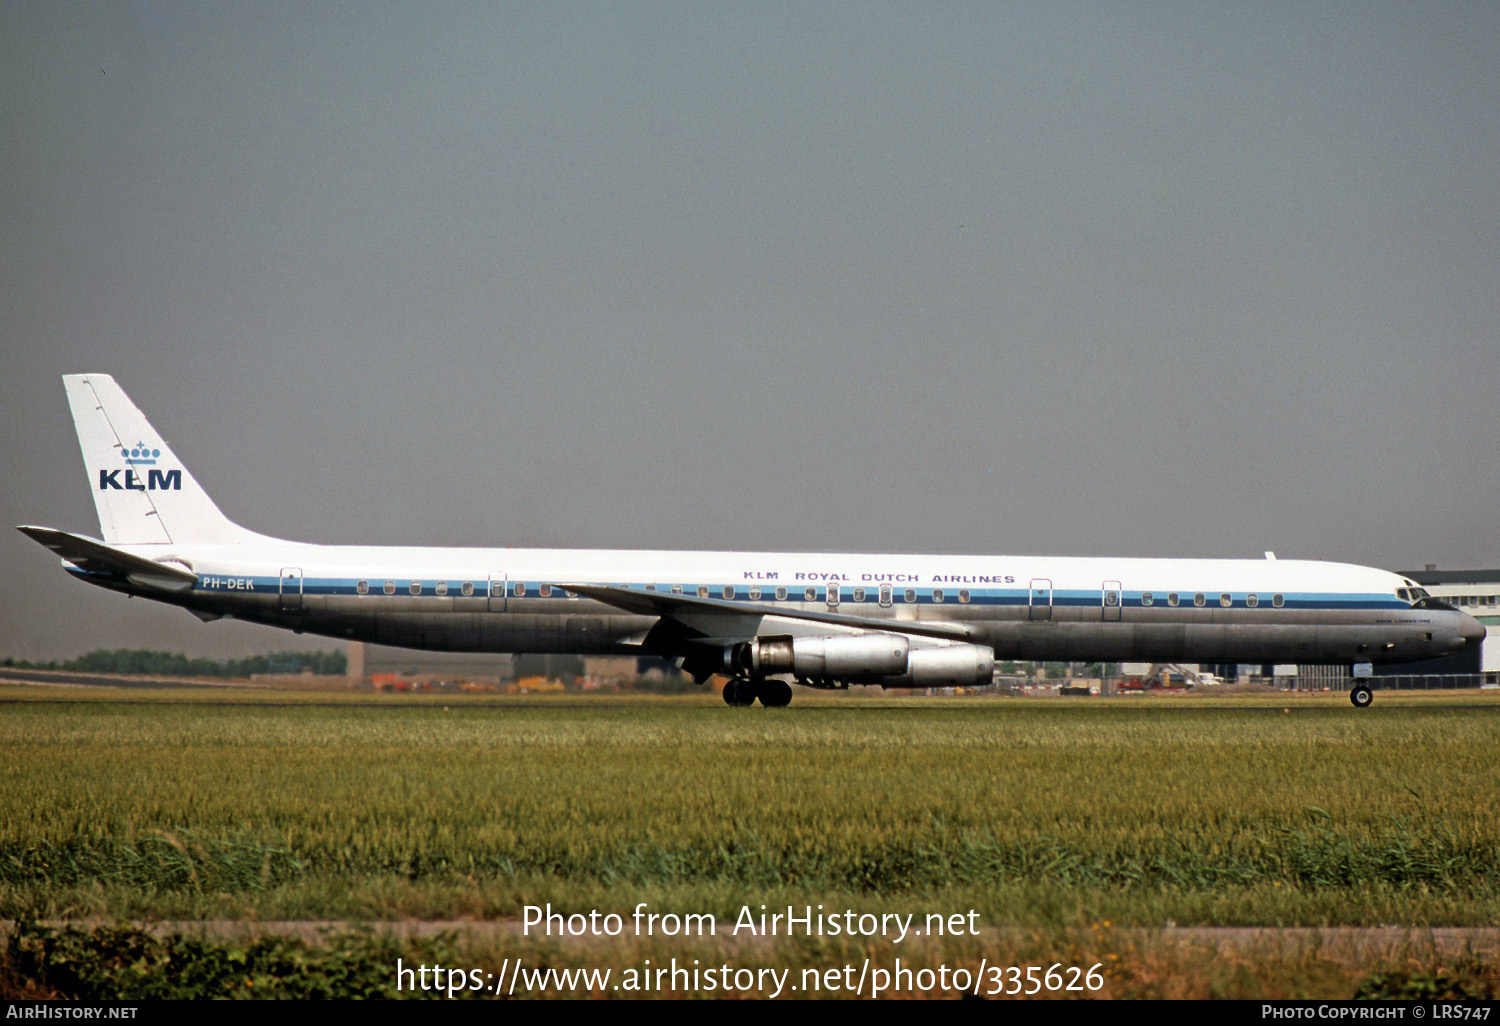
[63,374,256,546]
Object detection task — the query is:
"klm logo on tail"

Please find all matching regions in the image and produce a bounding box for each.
[99,441,182,491]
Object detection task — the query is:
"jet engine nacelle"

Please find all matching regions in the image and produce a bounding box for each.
[737,634,994,688]
[873,643,995,688]
[744,633,910,678]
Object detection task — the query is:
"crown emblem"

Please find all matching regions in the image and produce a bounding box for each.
[123,441,160,466]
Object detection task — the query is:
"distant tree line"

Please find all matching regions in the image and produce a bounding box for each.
[1,649,347,678]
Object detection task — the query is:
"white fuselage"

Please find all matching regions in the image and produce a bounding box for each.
[28,374,1487,694]
[70,536,1483,671]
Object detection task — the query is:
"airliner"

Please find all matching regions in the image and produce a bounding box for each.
[19,375,1484,708]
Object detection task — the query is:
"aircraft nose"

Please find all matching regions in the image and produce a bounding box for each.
[1460,612,1487,648]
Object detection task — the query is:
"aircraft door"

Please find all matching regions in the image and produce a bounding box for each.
[487,573,507,612]
[1102,580,1122,622]
[1028,578,1052,620]
[279,568,303,611]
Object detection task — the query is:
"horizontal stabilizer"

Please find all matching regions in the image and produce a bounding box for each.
[16,525,198,593]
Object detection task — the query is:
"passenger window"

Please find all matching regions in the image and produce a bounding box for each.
[385,580,397,595]
[1168,593,1179,607]
[1193,593,1206,607]
[513,582,526,597]
[1272,593,1284,607]
[697,585,709,598]
[805,586,817,602]
[827,585,839,606]
[356,579,369,595]
[904,588,917,603]
[1104,590,1118,606]
[645,583,656,592]
[435,581,448,596]
[671,584,682,595]
[1246,593,1259,607]
[722,585,735,599]
[775,586,787,601]
[749,586,761,600]
[932,589,945,604]
[959,589,971,604]
[461,582,474,597]
[852,587,866,602]
[539,584,551,597]
[1141,592,1153,606]
[1220,593,1232,607]
[879,584,893,607]
[489,581,503,597]
[410,581,422,595]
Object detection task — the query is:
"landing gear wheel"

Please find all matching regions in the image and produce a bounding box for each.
[723,677,758,707]
[759,679,793,708]
[1350,684,1373,709]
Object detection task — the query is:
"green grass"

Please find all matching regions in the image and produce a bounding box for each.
[2,687,1498,928]
[3,686,1500,997]
[2,921,448,999]
[8,918,1498,1000]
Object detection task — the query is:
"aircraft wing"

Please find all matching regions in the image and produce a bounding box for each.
[16,525,198,593]
[563,582,977,643]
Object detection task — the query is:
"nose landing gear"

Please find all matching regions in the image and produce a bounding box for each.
[1349,683,1373,708]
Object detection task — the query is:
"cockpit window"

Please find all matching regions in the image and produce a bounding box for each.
[1411,589,1454,611]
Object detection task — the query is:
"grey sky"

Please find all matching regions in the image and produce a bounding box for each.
[2,2,1497,660]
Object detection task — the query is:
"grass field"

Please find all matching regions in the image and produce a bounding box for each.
[3,684,1498,998]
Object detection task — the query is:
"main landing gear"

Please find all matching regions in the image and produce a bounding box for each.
[1349,683,1374,709]
[723,677,793,708]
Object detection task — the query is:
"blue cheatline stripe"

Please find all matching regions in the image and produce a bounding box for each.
[174,573,1408,612]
